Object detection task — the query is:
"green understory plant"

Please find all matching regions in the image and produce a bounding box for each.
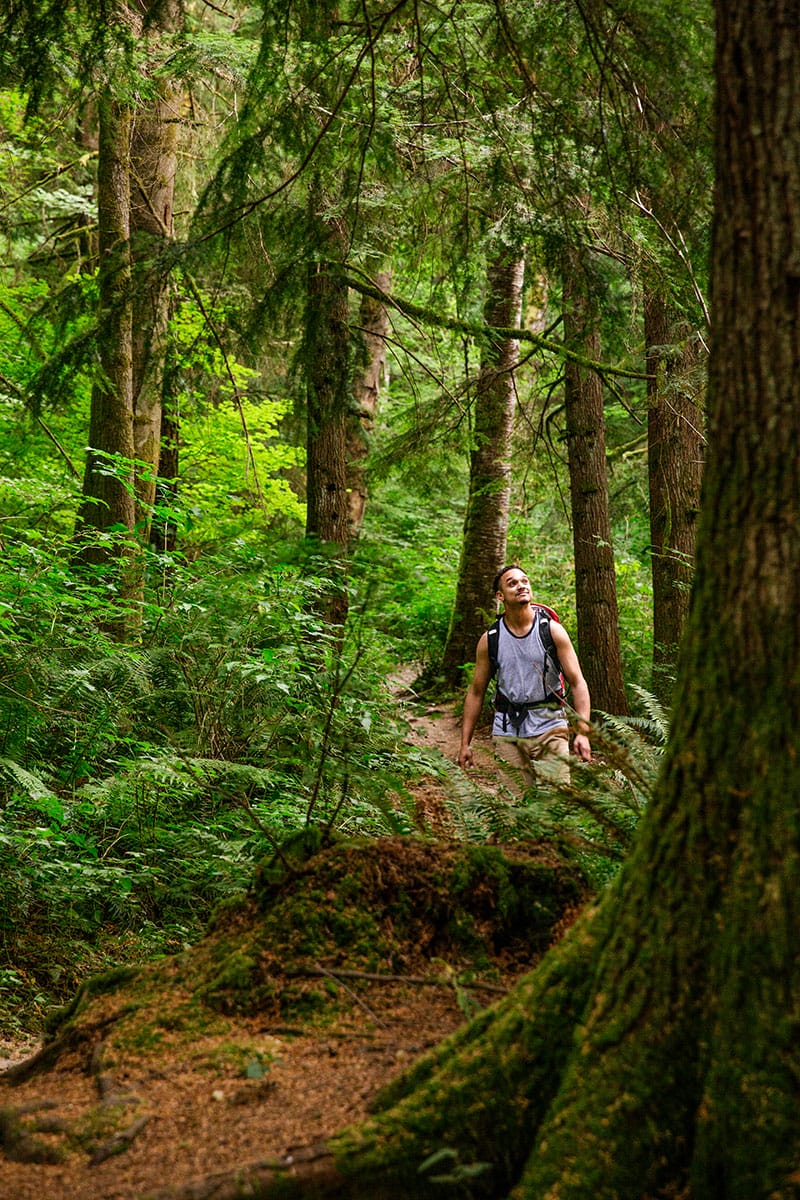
[439,687,668,888]
[0,533,429,1030]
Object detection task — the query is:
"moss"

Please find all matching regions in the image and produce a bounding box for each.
[199,949,257,998]
[70,1100,140,1158]
[187,835,588,1020]
[0,1105,69,1164]
[194,1039,281,1076]
[44,964,142,1036]
[28,835,587,1059]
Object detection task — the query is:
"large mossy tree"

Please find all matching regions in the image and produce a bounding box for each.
[222,1,800,1194]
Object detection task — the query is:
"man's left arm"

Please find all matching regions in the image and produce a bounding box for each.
[551,622,592,762]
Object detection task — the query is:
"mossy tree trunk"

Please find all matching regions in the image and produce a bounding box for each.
[304,243,352,556]
[346,267,391,542]
[129,0,181,544]
[303,194,353,625]
[441,250,526,686]
[239,2,800,1195]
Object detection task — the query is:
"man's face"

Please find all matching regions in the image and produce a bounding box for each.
[497,569,531,606]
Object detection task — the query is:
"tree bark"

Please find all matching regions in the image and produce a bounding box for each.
[129,0,181,544]
[563,250,628,715]
[303,195,353,625]
[645,290,705,702]
[346,269,391,541]
[304,256,352,552]
[74,93,136,560]
[440,252,526,685]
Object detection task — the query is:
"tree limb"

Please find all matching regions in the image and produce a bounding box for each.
[343,269,650,383]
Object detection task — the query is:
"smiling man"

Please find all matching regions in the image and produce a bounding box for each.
[457,565,592,787]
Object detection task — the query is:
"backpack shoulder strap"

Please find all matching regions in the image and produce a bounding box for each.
[535,605,558,658]
[533,604,567,699]
[486,617,501,679]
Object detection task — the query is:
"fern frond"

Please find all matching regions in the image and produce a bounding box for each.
[0,756,57,804]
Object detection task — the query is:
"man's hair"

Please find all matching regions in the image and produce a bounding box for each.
[493,564,523,593]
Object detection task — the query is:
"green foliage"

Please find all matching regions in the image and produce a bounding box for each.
[354,481,466,671]
[179,394,305,546]
[0,532,428,1030]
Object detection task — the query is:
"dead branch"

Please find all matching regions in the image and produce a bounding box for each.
[287,965,508,994]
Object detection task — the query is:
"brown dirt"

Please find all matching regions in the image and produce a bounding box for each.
[0,686,544,1200]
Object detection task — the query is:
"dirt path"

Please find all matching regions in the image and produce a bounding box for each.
[393,671,521,811]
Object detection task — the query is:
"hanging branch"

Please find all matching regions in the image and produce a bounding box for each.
[342,267,651,385]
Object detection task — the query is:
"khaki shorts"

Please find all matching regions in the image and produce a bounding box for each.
[492,727,570,787]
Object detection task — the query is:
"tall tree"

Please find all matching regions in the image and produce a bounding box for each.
[70,2,185,635]
[303,200,353,625]
[441,249,525,685]
[645,292,705,700]
[74,90,137,565]
[235,0,800,1194]
[563,247,628,715]
[346,268,391,541]
[129,0,182,543]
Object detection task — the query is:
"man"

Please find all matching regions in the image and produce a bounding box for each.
[457,565,592,785]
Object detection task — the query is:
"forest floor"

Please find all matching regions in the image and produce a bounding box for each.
[0,681,558,1200]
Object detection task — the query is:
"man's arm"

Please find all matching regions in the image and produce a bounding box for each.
[551,622,592,762]
[457,632,491,769]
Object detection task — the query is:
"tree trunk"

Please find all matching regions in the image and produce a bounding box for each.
[74,93,136,562]
[563,251,628,715]
[73,3,182,637]
[645,290,705,703]
[304,198,352,625]
[440,252,526,685]
[150,402,179,555]
[346,269,391,541]
[304,260,351,551]
[129,0,181,544]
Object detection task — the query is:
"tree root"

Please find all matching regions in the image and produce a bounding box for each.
[90,1113,152,1165]
[287,966,508,995]
[2,1010,125,1085]
[141,1143,343,1200]
[0,1099,68,1165]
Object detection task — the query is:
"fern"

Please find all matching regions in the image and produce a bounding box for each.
[0,756,57,805]
[435,690,668,887]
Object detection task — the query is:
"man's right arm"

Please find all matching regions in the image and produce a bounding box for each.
[457,633,491,769]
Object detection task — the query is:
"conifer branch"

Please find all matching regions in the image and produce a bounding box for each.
[342,269,651,384]
[195,0,411,243]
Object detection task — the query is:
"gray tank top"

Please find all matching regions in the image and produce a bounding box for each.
[492,617,567,740]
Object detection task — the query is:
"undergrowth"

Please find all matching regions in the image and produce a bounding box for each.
[430,687,667,889]
[0,536,425,1034]
[0,502,662,1037]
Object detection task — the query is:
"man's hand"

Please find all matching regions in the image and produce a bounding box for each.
[572,732,592,762]
[457,745,474,770]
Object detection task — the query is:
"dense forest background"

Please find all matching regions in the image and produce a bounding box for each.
[0,0,711,1033]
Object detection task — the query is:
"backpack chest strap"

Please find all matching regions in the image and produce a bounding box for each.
[494,689,564,732]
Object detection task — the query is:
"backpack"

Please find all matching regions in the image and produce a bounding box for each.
[486,604,567,704]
